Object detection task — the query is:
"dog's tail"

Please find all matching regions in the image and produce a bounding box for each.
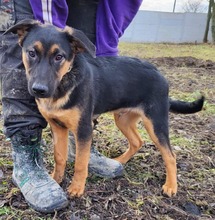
[169,96,205,114]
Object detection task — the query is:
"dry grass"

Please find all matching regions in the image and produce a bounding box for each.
[119,42,215,61]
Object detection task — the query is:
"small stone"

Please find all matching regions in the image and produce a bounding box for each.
[90,214,101,220]
[173,145,182,151]
[184,202,201,216]
[0,169,3,179]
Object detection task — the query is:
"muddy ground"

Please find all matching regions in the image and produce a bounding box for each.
[0,56,214,219]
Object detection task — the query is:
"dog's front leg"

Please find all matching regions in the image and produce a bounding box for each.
[68,136,92,197]
[48,119,69,184]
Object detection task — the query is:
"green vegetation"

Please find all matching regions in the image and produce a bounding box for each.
[119,42,215,61]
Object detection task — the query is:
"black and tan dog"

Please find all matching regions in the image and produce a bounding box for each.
[5,19,204,198]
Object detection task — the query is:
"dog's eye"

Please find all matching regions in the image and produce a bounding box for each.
[28,50,36,58]
[55,54,63,61]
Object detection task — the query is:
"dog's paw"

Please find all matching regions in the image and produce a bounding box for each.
[67,181,85,197]
[162,183,177,197]
[51,172,63,184]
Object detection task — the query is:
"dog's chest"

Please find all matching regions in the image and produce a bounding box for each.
[35,99,57,117]
[36,99,81,131]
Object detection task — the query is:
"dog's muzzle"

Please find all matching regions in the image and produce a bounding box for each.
[31,83,49,97]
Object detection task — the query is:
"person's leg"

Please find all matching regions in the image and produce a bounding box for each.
[0,32,68,213]
[66,0,98,43]
[66,0,123,178]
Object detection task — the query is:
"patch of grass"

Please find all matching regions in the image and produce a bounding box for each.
[0,186,9,194]
[0,207,13,216]
[0,158,13,167]
[0,206,53,220]
[119,43,215,61]
[170,133,195,148]
[203,102,215,115]
[169,90,203,100]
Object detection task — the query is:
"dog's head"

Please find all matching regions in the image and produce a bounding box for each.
[4,19,96,98]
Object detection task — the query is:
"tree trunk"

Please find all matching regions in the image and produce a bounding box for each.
[203,0,213,43]
[211,1,215,43]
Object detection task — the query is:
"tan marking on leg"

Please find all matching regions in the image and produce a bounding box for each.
[67,138,91,197]
[47,118,69,183]
[39,106,89,197]
[142,115,177,197]
[38,107,82,184]
[113,110,144,164]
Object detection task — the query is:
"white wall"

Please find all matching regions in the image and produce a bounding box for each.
[120,11,211,43]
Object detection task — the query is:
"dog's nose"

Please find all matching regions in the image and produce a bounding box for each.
[32,83,48,96]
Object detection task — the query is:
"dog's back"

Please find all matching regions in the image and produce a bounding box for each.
[71,54,169,116]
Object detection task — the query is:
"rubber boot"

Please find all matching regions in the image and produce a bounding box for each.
[68,133,124,178]
[10,127,68,213]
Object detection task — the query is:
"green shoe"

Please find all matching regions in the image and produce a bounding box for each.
[68,134,124,178]
[10,128,68,213]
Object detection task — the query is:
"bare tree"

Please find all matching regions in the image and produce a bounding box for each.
[203,0,213,42]
[182,0,207,13]
[211,0,215,43]
[203,0,215,43]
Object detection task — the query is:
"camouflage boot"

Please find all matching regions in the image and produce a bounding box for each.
[10,127,68,213]
[68,133,124,178]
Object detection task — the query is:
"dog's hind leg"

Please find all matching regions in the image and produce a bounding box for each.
[113,110,144,164]
[142,113,177,197]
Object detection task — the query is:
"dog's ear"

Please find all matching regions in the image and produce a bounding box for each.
[3,19,40,46]
[64,26,96,58]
